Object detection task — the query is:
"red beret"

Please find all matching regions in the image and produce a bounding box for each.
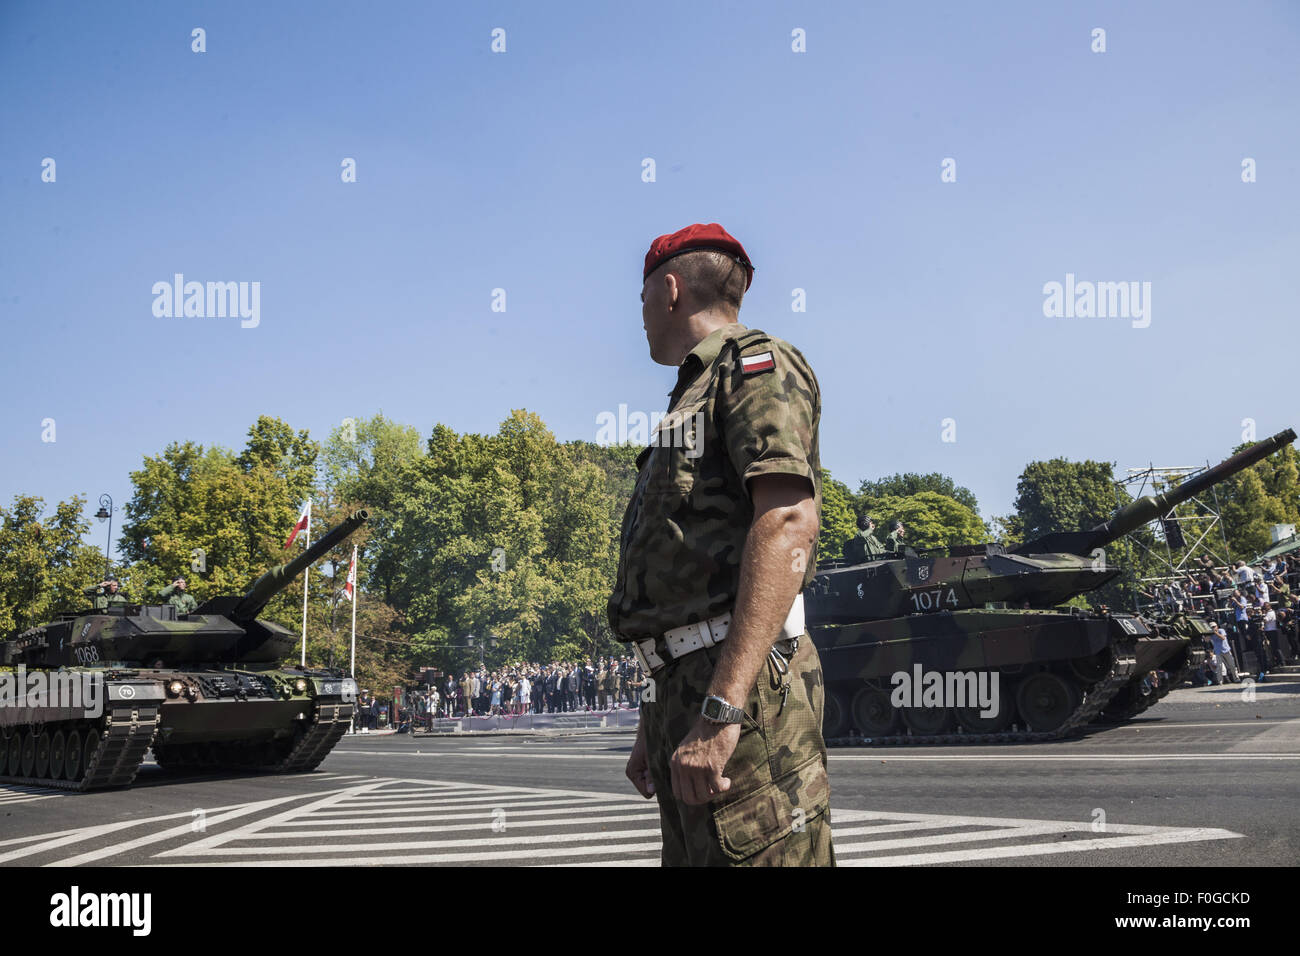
[643,223,754,290]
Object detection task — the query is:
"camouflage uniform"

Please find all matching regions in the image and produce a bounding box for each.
[843,529,884,564]
[609,323,834,867]
[83,584,129,610]
[160,583,198,615]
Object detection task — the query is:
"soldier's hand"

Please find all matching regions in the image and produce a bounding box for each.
[671,719,740,806]
[625,724,655,799]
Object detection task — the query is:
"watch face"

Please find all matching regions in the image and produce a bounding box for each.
[702,698,721,719]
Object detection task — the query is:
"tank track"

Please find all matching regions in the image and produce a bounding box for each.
[152,701,353,774]
[825,648,1136,747]
[0,701,162,792]
[269,701,353,772]
[1098,645,1204,723]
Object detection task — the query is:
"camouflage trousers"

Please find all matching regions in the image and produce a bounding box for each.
[640,634,835,867]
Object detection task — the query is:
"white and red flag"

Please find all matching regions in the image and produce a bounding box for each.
[284,498,311,549]
[343,546,357,601]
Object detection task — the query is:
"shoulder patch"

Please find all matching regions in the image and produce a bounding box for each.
[740,351,775,375]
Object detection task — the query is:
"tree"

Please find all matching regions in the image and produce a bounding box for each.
[859,473,979,515]
[0,495,105,636]
[856,491,988,550]
[1013,459,1119,541]
[818,469,858,562]
[118,417,318,629]
[1216,442,1300,561]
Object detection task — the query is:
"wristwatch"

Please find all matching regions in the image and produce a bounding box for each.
[701,695,745,725]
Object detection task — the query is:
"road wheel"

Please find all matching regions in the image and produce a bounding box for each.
[954,695,1015,734]
[901,706,952,736]
[6,732,22,776]
[822,686,851,739]
[34,731,52,779]
[63,729,84,781]
[82,729,102,777]
[48,730,66,780]
[852,685,899,737]
[1015,672,1081,733]
[20,731,36,777]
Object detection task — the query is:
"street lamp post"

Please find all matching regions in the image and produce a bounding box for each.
[94,494,113,580]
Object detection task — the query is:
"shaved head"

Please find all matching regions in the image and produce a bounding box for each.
[662,249,747,314]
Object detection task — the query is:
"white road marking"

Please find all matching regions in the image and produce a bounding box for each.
[330,748,1300,762]
[3,777,1246,867]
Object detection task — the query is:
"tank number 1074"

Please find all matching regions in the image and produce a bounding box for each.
[910,588,958,612]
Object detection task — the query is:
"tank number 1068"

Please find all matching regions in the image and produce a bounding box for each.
[910,588,958,611]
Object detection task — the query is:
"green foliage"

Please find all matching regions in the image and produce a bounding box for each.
[1216,442,1300,561]
[367,411,626,672]
[818,469,858,561]
[1013,458,1120,541]
[856,491,988,550]
[118,417,319,628]
[858,473,979,515]
[0,496,105,636]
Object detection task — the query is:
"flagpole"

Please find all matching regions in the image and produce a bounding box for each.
[300,500,311,666]
[349,544,358,679]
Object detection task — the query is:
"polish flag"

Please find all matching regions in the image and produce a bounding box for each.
[343,547,357,601]
[284,499,311,549]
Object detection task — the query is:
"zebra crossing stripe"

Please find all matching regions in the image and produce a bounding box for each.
[1,776,1248,868]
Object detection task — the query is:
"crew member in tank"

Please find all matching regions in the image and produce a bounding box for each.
[84,576,129,610]
[160,577,198,615]
[884,520,906,554]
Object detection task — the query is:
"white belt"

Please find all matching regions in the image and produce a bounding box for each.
[631,594,806,675]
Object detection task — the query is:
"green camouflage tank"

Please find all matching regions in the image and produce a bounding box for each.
[805,430,1294,744]
[0,511,367,791]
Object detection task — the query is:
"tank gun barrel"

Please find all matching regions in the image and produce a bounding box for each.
[228,510,368,623]
[1017,428,1295,556]
[1088,429,1295,549]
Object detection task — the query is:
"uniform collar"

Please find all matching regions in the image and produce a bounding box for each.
[669,323,747,397]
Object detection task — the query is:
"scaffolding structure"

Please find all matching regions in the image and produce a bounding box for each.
[1114,460,1234,612]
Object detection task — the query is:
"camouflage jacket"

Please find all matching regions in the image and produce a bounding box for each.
[160,583,198,614]
[83,585,129,610]
[608,324,822,642]
[843,529,885,564]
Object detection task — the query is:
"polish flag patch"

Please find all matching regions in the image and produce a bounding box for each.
[740,351,775,374]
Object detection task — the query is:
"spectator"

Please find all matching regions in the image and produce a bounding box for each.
[1210,625,1240,683]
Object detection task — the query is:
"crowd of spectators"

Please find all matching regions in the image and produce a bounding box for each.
[1140,552,1300,685]
[390,656,650,730]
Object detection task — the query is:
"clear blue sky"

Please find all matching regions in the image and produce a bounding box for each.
[2,0,1297,561]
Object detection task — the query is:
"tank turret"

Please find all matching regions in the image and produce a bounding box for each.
[807,430,1295,627]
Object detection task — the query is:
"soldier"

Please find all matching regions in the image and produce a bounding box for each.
[613,223,834,867]
[842,514,884,564]
[83,577,129,610]
[884,520,906,554]
[160,577,198,615]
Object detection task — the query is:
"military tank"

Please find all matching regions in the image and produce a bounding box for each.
[807,429,1295,744]
[0,510,367,790]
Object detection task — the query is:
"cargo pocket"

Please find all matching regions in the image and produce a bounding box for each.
[712,753,830,863]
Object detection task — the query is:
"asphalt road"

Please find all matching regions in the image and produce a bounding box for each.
[1,672,1295,867]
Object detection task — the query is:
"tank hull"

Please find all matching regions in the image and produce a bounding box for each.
[0,663,355,790]
[812,608,1141,744]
